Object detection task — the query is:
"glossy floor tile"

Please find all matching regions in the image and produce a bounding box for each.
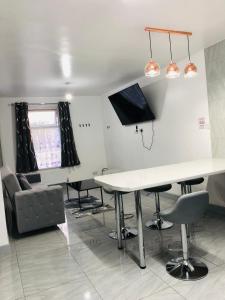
[2,190,225,299]
[0,253,24,300]
[140,287,185,300]
[18,246,86,297]
[86,261,167,300]
[171,265,225,300]
[14,230,65,256]
[25,278,101,300]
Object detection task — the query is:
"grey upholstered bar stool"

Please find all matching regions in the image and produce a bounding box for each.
[178,178,204,194]
[145,184,173,230]
[161,191,209,280]
[104,188,137,239]
[177,178,205,244]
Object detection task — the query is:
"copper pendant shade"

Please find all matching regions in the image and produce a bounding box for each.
[144,32,160,77]
[145,60,160,77]
[184,35,197,78]
[184,62,197,78]
[166,62,180,79]
[166,33,180,79]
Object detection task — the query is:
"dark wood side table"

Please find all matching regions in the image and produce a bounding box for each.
[66,179,104,211]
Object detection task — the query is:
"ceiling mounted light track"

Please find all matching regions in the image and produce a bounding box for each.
[144,27,197,79]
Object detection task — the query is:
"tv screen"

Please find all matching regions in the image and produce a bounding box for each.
[108,83,155,125]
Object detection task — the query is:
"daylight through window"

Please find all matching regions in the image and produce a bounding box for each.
[28,109,61,169]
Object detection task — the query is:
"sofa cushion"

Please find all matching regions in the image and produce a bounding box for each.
[2,173,22,200]
[16,174,32,190]
[25,173,41,184]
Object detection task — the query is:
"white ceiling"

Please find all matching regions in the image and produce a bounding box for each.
[0,0,225,97]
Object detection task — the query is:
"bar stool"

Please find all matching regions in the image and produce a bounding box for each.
[103,188,137,239]
[177,178,204,244]
[144,184,173,230]
[178,178,204,194]
[161,191,209,280]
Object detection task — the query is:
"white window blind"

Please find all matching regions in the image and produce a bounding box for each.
[28,109,61,169]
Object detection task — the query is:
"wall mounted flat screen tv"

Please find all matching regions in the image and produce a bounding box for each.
[108,83,155,125]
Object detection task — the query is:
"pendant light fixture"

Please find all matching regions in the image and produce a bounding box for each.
[184,35,197,78]
[144,32,160,77]
[144,27,197,80]
[166,33,180,79]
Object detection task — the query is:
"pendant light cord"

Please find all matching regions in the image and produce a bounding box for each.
[149,32,153,58]
[168,33,173,62]
[187,35,191,62]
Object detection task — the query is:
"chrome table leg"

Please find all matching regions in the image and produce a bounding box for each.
[109,193,137,240]
[115,191,122,249]
[135,190,146,269]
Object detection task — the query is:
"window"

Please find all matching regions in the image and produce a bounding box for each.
[28,109,61,169]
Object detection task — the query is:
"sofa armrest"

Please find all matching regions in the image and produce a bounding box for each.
[14,185,65,233]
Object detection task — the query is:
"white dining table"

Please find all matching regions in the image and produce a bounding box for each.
[95,158,225,268]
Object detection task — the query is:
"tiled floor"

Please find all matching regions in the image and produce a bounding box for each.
[1,189,225,299]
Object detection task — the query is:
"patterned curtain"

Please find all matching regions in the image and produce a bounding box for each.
[58,102,80,167]
[15,102,38,173]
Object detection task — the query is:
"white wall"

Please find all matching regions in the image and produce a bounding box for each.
[0,171,8,246]
[0,96,107,185]
[102,50,212,195]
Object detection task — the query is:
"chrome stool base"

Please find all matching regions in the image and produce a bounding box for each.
[166,257,208,281]
[145,219,173,230]
[108,228,138,240]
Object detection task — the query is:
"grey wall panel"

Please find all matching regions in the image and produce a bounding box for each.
[205,39,225,207]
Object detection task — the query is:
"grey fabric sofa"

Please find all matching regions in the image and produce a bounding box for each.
[1,168,65,234]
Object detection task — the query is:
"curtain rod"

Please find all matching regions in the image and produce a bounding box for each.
[9,102,71,106]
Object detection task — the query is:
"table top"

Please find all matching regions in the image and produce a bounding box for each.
[68,179,100,191]
[94,159,225,192]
